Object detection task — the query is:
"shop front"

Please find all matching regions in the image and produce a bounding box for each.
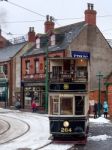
[21,81,45,110]
[0,79,8,108]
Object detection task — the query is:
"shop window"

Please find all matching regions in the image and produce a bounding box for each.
[3,64,8,75]
[0,66,3,73]
[60,97,73,115]
[75,96,84,115]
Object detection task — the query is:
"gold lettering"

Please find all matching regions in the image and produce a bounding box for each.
[61,127,72,133]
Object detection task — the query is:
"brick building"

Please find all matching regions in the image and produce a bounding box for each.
[0,28,36,107]
[20,3,112,113]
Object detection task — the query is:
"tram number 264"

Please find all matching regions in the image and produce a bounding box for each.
[61,127,72,133]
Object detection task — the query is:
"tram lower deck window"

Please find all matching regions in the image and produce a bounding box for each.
[49,96,59,115]
[60,98,73,115]
[75,96,84,115]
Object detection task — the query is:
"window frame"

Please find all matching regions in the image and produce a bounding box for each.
[35,59,39,74]
[25,60,30,74]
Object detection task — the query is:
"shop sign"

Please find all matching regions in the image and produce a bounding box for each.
[71,51,90,59]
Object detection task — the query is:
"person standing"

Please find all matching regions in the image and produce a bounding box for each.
[15,97,21,110]
[93,101,98,119]
[103,101,108,118]
[31,101,37,112]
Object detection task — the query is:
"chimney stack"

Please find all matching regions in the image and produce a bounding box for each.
[28,27,36,42]
[44,15,55,33]
[85,3,97,25]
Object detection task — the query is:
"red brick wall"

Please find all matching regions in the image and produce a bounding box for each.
[89,90,105,104]
[108,85,112,115]
[21,51,64,80]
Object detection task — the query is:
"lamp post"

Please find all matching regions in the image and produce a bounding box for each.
[96,72,103,117]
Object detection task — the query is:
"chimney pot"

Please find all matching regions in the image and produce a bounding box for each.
[85,3,97,25]
[46,15,49,21]
[91,4,94,10]
[88,3,90,10]
[28,27,36,42]
[44,15,55,33]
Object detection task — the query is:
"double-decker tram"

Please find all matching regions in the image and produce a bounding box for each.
[48,55,90,144]
[48,93,89,143]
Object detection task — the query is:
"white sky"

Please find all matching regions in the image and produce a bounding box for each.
[0,0,112,40]
[0,108,112,150]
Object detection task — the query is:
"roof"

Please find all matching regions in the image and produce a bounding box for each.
[107,39,112,48]
[23,21,86,57]
[0,42,26,62]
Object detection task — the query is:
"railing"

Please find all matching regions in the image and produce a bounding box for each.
[23,71,88,82]
[49,71,88,82]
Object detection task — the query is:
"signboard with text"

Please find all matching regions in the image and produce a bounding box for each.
[71,51,90,59]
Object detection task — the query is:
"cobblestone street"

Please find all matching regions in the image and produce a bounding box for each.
[75,118,112,150]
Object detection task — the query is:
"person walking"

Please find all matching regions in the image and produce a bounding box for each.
[103,101,108,118]
[93,101,98,119]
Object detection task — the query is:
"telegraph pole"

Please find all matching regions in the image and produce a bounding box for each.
[96,72,103,117]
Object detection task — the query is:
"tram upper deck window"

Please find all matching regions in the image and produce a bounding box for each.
[75,96,84,115]
[60,98,73,115]
[50,96,59,115]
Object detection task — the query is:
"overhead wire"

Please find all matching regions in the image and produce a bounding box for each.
[2,0,46,17]
[0,19,44,24]
[1,0,112,36]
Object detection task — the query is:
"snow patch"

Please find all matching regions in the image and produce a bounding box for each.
[88,134,112,141]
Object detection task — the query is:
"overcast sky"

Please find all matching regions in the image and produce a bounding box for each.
[0,0,112,40]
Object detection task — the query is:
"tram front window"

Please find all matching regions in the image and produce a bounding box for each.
[49,96,59,115]
[75,96,84,115]
[60,98,73,115]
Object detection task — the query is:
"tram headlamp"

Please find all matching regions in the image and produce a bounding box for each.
[63,121,69,127]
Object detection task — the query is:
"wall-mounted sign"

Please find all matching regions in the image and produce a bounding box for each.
[71,51,90,59]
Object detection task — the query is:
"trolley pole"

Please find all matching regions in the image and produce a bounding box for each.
[45,42,49,113]
[96,72,103,117]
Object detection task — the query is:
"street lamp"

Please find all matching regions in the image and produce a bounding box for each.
[96,72,103,117]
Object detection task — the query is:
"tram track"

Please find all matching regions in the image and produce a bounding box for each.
[0,119,10,135]
[11,112,77,150]
[0,111,77,149]
[35,142,74,150]
[0,115,30,144]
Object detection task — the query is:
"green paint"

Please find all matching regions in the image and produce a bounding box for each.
[96,72,103,117]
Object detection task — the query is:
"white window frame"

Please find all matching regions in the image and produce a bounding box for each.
[36,38,40,48]
[35,60,39,73]
[51,35,55,46]
[26,61,30,74]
